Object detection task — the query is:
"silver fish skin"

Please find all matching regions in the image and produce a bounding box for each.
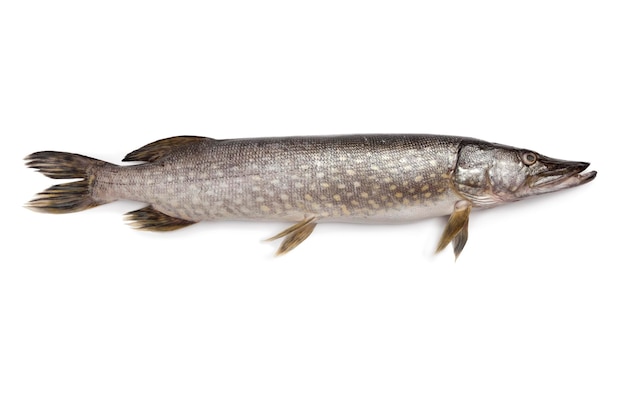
[25,134,596,257]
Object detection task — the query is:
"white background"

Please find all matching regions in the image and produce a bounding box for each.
[1,1,624,416]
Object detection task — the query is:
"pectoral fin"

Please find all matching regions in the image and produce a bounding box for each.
[451,220,469,259]
[436,200,472,259]
[266,217,318,256]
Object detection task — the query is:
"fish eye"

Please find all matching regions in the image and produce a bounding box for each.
[522,152,537,166]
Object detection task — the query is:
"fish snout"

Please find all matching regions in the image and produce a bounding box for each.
[528,156,596,190]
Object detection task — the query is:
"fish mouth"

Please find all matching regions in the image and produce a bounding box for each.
[528,157,597,191]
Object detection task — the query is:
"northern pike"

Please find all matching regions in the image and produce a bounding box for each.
[25,134,596,257]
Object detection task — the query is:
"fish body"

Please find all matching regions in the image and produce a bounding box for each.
[26,134,596,257]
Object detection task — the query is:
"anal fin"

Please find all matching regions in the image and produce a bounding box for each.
[124,206,196,231]
[436,200,472,259]
[266,217,318,256]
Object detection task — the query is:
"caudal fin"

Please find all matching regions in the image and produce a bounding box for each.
[25,151,111,213]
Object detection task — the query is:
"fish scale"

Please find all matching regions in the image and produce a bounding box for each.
[25,134,596,257]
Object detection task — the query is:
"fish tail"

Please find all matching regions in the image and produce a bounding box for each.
[25,151,113,213]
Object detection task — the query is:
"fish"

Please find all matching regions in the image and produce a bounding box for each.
[25,134,596,258]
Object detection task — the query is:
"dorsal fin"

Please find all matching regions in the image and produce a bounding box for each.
[123,136,214,163]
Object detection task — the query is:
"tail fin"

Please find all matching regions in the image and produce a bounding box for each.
[25,151,111,213]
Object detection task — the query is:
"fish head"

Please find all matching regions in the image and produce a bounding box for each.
[452,141,596,207]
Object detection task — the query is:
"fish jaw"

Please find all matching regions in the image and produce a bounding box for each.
[525,156,597,196]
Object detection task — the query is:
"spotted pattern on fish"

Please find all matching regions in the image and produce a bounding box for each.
[25,134,596,257]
